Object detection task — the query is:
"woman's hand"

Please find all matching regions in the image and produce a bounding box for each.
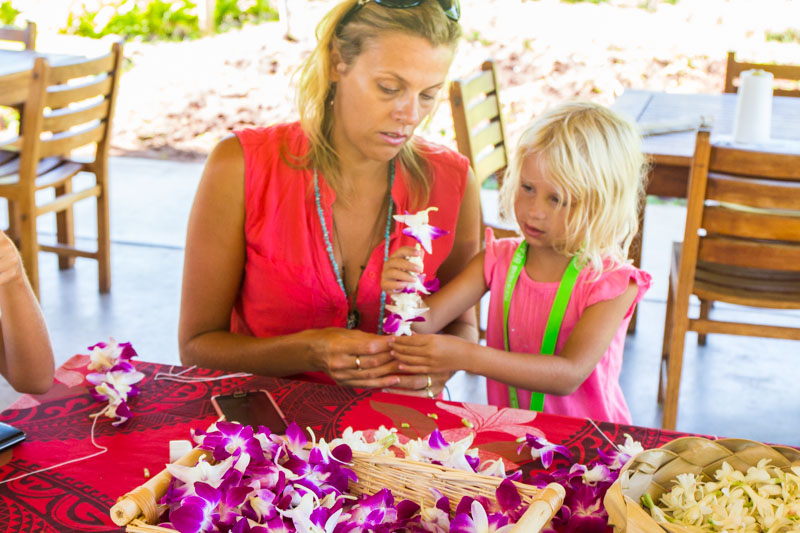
[383,369,450,399]
[310,328,403,389]
[380,245,423,294]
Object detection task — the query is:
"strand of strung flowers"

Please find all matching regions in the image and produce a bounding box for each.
[383,207,448,336]
[85,338,145,426]
[158,422,533,533]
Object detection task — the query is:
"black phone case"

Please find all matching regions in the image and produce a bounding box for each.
[0,421,25,452]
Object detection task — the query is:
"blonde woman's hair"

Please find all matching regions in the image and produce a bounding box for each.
[499,101,648,277]
[295,0,461,205]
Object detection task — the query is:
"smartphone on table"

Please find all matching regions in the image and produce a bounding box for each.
[210,389,288,434]
[0,421,25,452]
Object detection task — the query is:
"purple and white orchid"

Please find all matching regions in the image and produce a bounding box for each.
[394,207,449,255]
[519,431,644,533]
[84,339,144,425]
[156,423,543,532]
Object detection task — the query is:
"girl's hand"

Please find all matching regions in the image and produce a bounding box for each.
[389,333,467,375]
[380,245,423,294]
[310,328,402,389]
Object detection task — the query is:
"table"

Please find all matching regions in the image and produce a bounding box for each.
[0,356,692,532]
[613,89,800,198]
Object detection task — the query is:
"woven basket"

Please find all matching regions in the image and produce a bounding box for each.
[604,436,800,533]
[113,448,565,533]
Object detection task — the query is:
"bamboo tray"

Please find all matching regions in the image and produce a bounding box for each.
[604,436,800,532]
[112,447,566,533]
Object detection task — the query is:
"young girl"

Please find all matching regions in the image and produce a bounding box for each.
[382,101,651,424]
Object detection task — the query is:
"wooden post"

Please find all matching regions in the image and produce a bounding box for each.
[197,0,216,35]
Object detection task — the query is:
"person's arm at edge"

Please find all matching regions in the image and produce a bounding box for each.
[0,234,54,394]
[177,136,397,385]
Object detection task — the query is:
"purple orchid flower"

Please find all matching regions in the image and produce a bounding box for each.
[195,421,264,464]
[394,207,449,254]
[168,482,222,533]
[519,434,572,468]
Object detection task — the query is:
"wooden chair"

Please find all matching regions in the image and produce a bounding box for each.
[449,60,518,339]
[658,127,800,430]
[697,53,800,344]
[0,40,124,298]
[0,20,36,50]
[449,59,509,189]
[724,51,800,97]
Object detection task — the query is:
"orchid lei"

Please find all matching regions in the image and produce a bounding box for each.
[85,338,145,426]
[519,433,644,533]
[383,207,448,336]
[158,422,533,533]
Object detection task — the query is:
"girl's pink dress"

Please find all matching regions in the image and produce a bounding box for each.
[483,229,651,424]
[231,123,469,383]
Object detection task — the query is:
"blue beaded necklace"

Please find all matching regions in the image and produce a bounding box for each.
[314,159,395,334]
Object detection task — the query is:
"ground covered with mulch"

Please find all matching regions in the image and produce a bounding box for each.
[108,0,799,161]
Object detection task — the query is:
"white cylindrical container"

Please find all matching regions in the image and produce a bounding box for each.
[732,69,774,144]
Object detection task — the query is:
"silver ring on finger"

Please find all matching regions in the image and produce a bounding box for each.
[355,356,361,371]
[426,386,434,399]
[426,374,432,388]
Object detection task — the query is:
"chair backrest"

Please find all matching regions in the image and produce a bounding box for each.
[0,21,36,50]
[680,128,800,299]
[24,40,125,165]
[0,57,47,171]
[724,51,800,98]
[449,60,509,187]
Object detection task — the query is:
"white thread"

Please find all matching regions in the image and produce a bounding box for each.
[585,418,622,452]
[153,365,251,383]
[0,411,108,486]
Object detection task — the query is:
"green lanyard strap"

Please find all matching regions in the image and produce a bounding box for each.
[503,242,582,411]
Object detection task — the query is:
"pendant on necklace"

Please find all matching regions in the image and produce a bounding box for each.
[347,310,360,329]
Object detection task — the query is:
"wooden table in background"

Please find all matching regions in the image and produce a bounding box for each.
[613,90,800,332]
[613,89,800,198]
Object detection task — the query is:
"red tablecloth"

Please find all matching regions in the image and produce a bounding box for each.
[0,356,691,532]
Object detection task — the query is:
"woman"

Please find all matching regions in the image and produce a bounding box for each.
[179,0,480,397]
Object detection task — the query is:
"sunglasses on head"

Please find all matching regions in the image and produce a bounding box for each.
[341,0,461,26]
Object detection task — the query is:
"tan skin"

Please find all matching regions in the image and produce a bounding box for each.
[179,31,480,396]
[383,153,638,396]
[0,231,54,394]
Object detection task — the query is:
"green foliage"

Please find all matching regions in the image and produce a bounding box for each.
[0,0,20,25]
[64,0,277,42]
[215,0,277,32]
[765,28,800,44]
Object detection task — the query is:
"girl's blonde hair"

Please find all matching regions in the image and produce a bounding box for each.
[295,0,461,205]
[499,101,648,276]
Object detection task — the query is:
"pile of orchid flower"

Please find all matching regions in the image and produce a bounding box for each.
[383,207,447,336]
[157,422,534,533]
[519,433,644,533]
[85,338,145,426]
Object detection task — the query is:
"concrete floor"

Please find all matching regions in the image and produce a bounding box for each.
[1,156,798,447]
